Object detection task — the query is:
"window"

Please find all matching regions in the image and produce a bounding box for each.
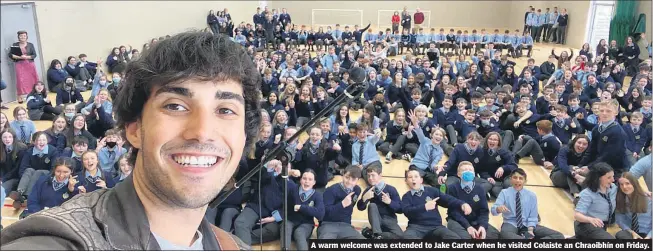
[586,0,615,47]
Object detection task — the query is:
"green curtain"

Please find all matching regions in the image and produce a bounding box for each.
[633,13,647,34]
[609,0,639,46]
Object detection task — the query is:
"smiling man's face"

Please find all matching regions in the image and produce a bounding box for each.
[126,79,246,209]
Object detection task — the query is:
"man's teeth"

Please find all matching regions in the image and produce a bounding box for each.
[173,155,218,167]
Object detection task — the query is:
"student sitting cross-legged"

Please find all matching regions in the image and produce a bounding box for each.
[401,169,472,239]
[512,120,561,170]
[550,135,590,200]
[446,161,501,239]
[437,132,486,189]
[492,168,565,239]
[357,163,403,239]
[407,110,445,187]
[22,157,79,218]
[477,132,517,198]
[614,172,652,239]
[285,169,325,250]
[234,159,285,245]
[317,165,364,239]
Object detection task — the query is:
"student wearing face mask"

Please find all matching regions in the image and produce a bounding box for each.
[26,81,62,121]
[56,77,85,112]
[97,129,127,175]
[22,157,79,218]
[89,68,109,100]
[446,161,501,239]
[107,72,122,101]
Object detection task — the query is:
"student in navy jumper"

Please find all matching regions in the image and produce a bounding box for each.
[379,108,413,163]
[623,112,649,167]
[55,77,85,112]
[23,157,79,217]
[401,169,472,239]
[492,168,565,239]
[478,132,518,198]
[513,120,561,169]
[1,129,28,194]
[294,127,341,191]
[112,154,132,184]
[234,158,284,245]
[357,164,403,239]
[74,150,116,194]
[58,136,88,174]
[550,135,590,199]
[206,158,248,230]
[317,165,364,239]
[438,132,485,187]
[9,132,58,209]
[447,161,501,239]
[43,116,67,153]
[285,169,324,250]
[547,105,580,145]
[580,100,629,178]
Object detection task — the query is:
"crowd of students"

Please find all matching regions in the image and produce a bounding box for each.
[1,6,652,247]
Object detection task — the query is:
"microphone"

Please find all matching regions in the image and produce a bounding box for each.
[209,67,368,250]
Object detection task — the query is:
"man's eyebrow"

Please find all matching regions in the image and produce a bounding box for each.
[215,91,245,105]
[155,86,193,98]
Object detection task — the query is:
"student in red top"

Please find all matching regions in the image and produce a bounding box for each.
[413,8,425,33]
[392,11,401,34]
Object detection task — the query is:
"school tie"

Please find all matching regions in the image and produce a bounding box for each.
[301,192,307,201]
[557,119,565,129]
[108,150,116,161]
[516,191,524,228]
[374,187,381,194]
[598,125,605,133]
[20,126,27,143]
[599,192,613,226]
[633,127,639,134]
[463,185,472,194]
[632,212,640,234]
[358,141,365,165]
[427,145,435,170]
[489,149,495,156]
[415,190,423,197]
[345,188,353,194]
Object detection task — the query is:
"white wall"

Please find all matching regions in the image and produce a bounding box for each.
[2,1,259,72]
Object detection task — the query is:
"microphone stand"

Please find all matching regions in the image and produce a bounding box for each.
[209,76,368,250]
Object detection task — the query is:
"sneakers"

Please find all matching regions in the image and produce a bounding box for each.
[361,227,383,240]
[402,153,412,162]
[385,153,393,164]
[361,227,374,239]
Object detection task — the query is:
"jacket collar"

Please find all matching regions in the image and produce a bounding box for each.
[95,176,220,250]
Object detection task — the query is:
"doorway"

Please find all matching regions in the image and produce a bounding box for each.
[1,2,45,103]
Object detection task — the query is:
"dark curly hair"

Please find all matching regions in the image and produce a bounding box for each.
[113,31,261,165]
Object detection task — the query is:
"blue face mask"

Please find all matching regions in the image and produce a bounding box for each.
[112,78,121,85]
[461,171,475,182]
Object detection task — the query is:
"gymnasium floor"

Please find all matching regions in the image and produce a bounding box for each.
[0,41,643,249]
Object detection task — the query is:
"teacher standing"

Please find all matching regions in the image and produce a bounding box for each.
[8,31,39,104]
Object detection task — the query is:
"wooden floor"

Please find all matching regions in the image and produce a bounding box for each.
[1,41,644,248]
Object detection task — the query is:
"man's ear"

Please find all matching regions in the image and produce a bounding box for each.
[125,121,142,149]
